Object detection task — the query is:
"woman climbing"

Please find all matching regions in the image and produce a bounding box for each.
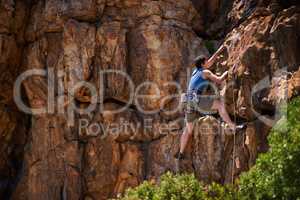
[175,45,245,160]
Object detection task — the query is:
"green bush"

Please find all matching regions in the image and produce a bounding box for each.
[117,97,300,200]
[120,181,157,200]
[205,182,238,200]
[117,172,237,200]
[238,97,300,200]
[155,173,206,200]
[119,172,205,200]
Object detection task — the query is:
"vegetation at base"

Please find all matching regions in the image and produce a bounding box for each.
[116,173,237,200]
[238,97,300,200]
[116,97,300,200]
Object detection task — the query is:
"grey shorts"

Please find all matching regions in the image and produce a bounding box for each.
[185,96,219,123]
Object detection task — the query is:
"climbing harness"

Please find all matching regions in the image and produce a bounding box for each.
[180,92,200,112]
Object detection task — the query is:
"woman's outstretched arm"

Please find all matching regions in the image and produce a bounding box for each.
[205,45,226,68]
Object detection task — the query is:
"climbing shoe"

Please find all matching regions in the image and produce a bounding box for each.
[236,124,246,131]
[228,124,246,133]
[235,124,246,131]
[174,152,185,160]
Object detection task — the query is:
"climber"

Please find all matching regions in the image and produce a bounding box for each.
[175,45,245,160]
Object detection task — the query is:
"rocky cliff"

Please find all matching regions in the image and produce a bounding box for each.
[0,0,299,199]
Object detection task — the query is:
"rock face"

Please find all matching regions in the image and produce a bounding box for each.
[0,0,31,198]
[0,0,299,199]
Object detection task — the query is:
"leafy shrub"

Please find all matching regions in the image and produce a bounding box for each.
[153,173,205,200]
[238,97,300,200]
[119,172,205,200]
[205,182,238,200]
[117,172,237,200]
[120,181,157,200]
[117,97,300,200]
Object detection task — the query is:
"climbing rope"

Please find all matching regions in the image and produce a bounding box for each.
[210,1,257,182]
[230,65,240,185]
[231,88,237,185]
[230,63,247,184]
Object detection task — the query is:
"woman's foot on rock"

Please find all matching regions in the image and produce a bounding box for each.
[230,124,246,132]
[174,152,185,160]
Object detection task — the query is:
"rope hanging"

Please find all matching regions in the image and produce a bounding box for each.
[231,88,237,184]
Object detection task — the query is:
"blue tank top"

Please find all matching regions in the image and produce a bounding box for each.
[187,67,208,95]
